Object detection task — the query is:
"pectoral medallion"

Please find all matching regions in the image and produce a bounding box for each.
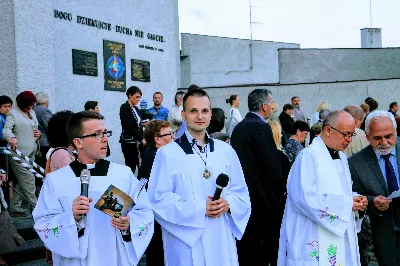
[203,169,211,179]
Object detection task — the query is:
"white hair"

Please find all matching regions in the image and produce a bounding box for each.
[35,91,49,104]
[365,110,397,135]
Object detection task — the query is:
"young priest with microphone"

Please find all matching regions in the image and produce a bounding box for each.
[147,88,251,266]
[33,111,154,266]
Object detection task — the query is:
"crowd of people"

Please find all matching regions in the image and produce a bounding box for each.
[0,86,400,266]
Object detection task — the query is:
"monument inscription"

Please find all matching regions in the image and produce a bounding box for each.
[131,59,150,82]
[103,40,126,92]
[72,49,98,76]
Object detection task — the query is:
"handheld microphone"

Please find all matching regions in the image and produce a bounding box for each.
[80,169,90,216]
[213,173,229,201]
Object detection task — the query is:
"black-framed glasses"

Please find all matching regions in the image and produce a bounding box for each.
[78,130,112,139]
[327,125,356,139]
[157,132,174,138]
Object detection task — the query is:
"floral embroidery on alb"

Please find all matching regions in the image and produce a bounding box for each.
[319,207,339,223]
[37,224,63,239]
[307,237,319,261]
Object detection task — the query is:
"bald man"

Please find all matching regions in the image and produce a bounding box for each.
[278,110,367,266]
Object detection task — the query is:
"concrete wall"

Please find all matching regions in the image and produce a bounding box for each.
[180,34,299,88]
[201,78,400,125]
[2,0,180,164]
[0,0,17,98]
[279,48,400,84]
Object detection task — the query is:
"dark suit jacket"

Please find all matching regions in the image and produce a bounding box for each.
[119,101,143,144]
[231,112,283,213]
[279,111,294,137]
[349,139,400,266]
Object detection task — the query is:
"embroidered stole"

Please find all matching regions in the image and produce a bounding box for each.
[311,138,351,266]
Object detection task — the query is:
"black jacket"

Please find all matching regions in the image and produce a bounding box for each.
[138,146,158,180]
[119,101,143,143]
[279,111,294,136]
[231,112,283,212]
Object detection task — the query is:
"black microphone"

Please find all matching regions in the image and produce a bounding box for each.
[80,169,90,216]
[213,174,229,201]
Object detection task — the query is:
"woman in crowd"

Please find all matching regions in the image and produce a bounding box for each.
[269,101,280,123]
[269,120,291,190]
[0,169,25,266]
[225,95,242,137]
[138,120,174,266]
[45,111,76,173]
[284,120,310,162]
[313,101,329,124]
[3,91,40,217]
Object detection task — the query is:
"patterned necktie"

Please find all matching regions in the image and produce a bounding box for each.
[382,154,399,193]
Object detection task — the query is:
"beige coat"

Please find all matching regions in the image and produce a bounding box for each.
[2,106,38,157]
[344,128,369,157]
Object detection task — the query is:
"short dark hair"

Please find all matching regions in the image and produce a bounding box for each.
[84,101,98,111]
[0,95,13,107]
[153,92,163,97]
[16,91,36,109]
[226,95,238,105]
[48,110,74,148]
[144,120,170,147]
[292,120,310,135]
[182,88,210,111]
[248,89,272,112]
[291,96,299,101]
[188,84,200,91]
[283,104,293,112]
[366,99,378,112]
[126,86,142,98]
[207,108,225,134]
[365,97,373,103]
[66,111,104,145]
[390,102,398,109]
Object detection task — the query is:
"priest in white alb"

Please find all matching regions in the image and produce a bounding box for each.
[147,88,251,266]
[278,110,367,266]
[33,111,154,266]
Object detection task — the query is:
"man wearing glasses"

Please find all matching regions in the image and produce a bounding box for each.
[33,111,154,266]
[278,110,367,266]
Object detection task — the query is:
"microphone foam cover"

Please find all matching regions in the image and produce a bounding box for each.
[216,173,229,187]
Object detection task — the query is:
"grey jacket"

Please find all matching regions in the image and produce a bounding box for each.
[2,107,38,157]
[34,104,52,147]
[349,138,400,266]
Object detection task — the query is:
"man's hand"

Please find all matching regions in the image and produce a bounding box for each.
[206,196,230,218]
[8,137,17,150]
[373,195,392,211]
[111,215,130,231]
[33,130,41,139]
[72,196,93,222]
[353,196,368,211]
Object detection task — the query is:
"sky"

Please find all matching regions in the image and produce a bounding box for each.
[178,0,400,48]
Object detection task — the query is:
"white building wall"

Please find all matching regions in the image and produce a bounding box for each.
[180,34,299,88]
[279,48,400,84]
[201,78,400,125]
[2,0,180,164]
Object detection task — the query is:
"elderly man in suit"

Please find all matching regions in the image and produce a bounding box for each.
[231,88,283,266]
[349,110,400,266]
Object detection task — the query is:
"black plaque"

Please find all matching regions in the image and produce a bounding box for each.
[103,40,126,92]
[72,49,98,76]
[131,59,150,82]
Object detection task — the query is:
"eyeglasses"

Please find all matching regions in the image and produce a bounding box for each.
[78,130,112,139]
[327,125,357,139]
[157,132,174,138]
